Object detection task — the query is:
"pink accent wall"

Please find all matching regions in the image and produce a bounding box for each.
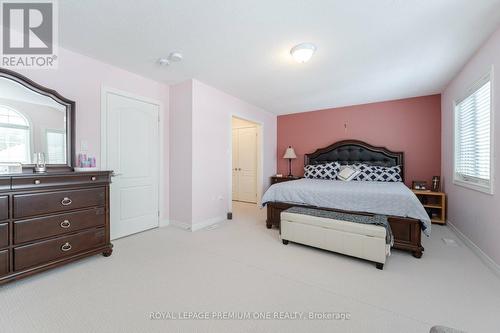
[277,95,441,186]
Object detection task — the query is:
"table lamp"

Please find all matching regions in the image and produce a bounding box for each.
[283,146,297,177]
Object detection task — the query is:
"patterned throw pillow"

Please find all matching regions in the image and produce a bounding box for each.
[322,162,341,180]
[304,162,341,180]
[351,163,378,181]
[349,163,402,182]
[304,164,319,179]
[372,165,402,182]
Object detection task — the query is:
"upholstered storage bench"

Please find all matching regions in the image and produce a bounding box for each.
[281,207,390,269]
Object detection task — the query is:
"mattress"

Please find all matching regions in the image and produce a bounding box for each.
[262,178,431,236]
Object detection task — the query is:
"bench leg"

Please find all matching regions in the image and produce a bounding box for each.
[376,263,384,270]
[282,239,289,245]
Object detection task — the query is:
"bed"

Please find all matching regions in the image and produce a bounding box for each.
[262,140,430,258]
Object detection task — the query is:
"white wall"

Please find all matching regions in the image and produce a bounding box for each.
[442,26,500,267]
[169,79,277,229]
[16,47,171,223]
[169,80,193,226]
[13,48,275,231]
[192,80,276,227]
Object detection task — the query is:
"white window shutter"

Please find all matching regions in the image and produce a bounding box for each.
[454,76,492,192]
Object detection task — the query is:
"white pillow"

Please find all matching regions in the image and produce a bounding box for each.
[337,165,360,181]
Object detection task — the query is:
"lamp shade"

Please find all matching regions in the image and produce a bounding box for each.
[283,146,297,159]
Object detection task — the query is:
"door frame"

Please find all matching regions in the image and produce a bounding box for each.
[229,115,263,210]
[100,86,166,233]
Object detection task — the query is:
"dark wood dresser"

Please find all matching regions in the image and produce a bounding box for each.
[0,171,113,285]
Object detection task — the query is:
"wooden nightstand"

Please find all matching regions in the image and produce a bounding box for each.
[271,176,301,185]
[412,190,446,224]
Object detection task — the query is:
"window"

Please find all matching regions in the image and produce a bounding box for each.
[454,73,493,194]
[46,129,66,164]
[0,106,31,163]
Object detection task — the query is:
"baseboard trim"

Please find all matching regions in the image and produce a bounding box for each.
[168,216,226,232]
[159,219,170,227]
[169,220,191,231]
[448,220,500,278]
[191,216,226,232]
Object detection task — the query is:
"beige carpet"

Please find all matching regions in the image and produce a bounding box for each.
[1,202,499,333]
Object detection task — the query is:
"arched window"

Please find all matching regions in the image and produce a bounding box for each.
[0,106,31,163]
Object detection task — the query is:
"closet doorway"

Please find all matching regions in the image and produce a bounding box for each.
[232,117,259,204]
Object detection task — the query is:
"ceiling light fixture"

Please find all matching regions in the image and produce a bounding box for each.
[158,57,169,66]
[290,43,316,63]
[157,51,183,67]
[168,52,183,62]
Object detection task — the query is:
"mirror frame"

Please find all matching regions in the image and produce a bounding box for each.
[0,67,75,172]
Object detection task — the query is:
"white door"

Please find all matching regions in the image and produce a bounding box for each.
[104,92,160,240]
[232,127,257,203]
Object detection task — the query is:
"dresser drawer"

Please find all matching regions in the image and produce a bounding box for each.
[0,223,8,249]
[0,250,8,276]
[0,196,8,221]
[14,208,106,244]
[13,187,105,219]
[0,177,9,191]
[14,228,105,271]
[11,173,110,190]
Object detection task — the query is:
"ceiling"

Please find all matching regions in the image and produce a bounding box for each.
[59,0,500,115]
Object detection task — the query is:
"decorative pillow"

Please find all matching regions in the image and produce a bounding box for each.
[371,165,403,182]
[322,162,341,180]
[304,164,321,179]
[351,163,379,181]
[304,162,341,180]
[337,165,360,181]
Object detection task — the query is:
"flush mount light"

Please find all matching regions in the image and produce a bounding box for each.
[168,52,183,62]
[290,43,316,63]
[157,52,183,67]
[158,57,169,66]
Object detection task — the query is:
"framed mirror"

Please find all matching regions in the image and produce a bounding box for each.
[0,68,75,172]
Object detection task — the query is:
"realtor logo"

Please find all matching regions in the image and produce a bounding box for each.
[1,0,58,68]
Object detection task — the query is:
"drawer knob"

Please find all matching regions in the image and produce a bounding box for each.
[34,179,41,185]
[61,197,72,206]
[91,176,97,181]
[61,242,72,252]
[60,220,71,228]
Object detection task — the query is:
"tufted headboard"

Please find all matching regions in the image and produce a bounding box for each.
[304,140,405,182]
